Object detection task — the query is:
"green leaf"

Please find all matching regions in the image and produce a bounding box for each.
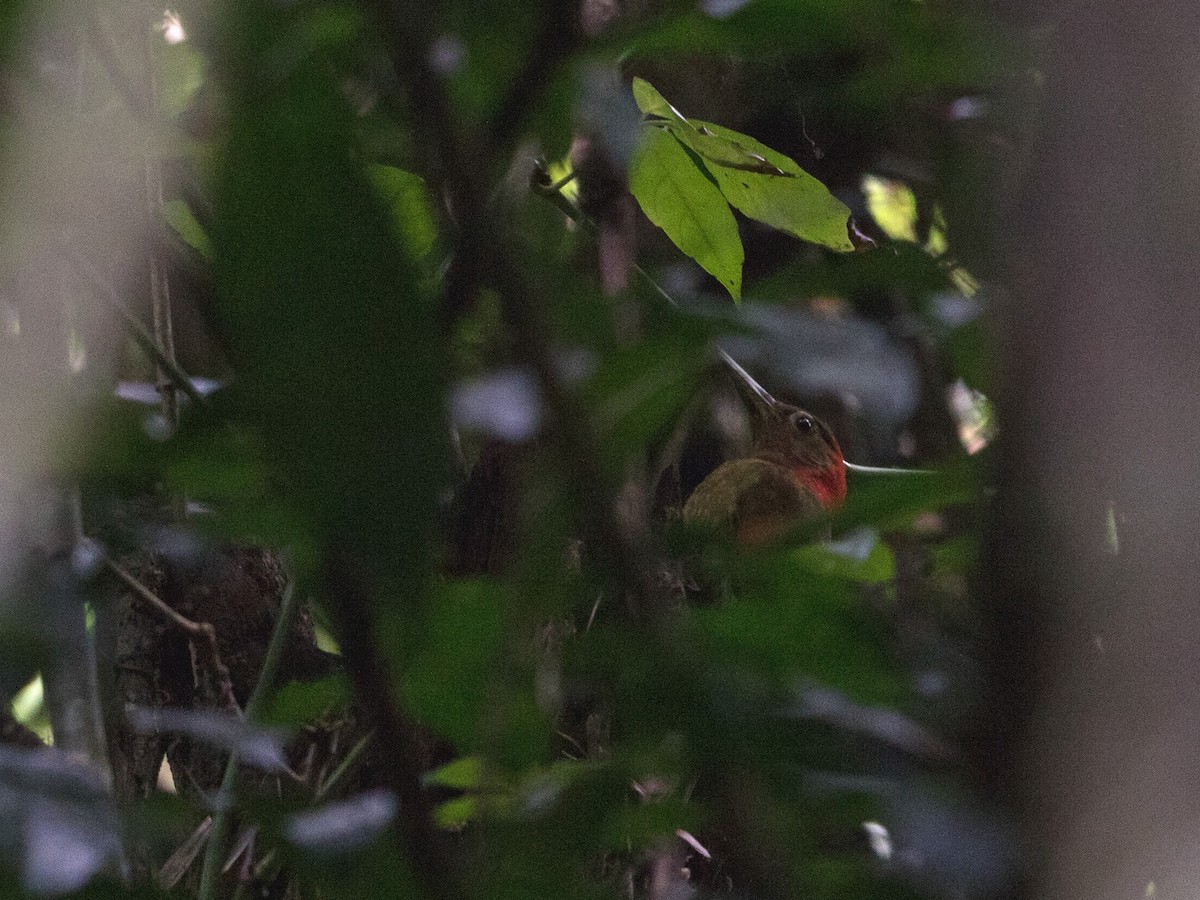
[863,175,918,243]
[634,78,787,175]
[694,572,901,705]
[630,79,852,252]
[767,464,976,553]
[587,334,710,469]
[793,531,896,584]
[631,77,692,129]
[154,38,206,120]
[403,580,508,748]
[367,165,437,263]
[434,796,477,829]
[629,128,743,299]
[261,674,352,727]
[682,120,853,252]
[210,4,445,606]
[425,756,484,790]
[163,199,211,258]
[675,125,791,176]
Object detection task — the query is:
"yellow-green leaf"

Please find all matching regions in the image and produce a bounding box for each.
[368,165,438,263]
[629,128,743,299]
[631,77,693,129]
[163,199,211,258]
[863,175,918,243]
[683,120,853,252]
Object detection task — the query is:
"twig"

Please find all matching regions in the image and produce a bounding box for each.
[157,815,213,891]
[197,579,300,900]
[366,0,576,327]
[368,0,488,326]
[86,12,186,433]
[365,0,479,228]
[532,166,678,309]
[229,729,378,900]
[62,242,206,406]
[105,558,240,715]
[143,51,181,435]
[315,729,375,801]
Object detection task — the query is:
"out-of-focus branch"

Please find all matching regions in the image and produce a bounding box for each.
[63,242,206,406]
[323,552,462,900]
[487,0,580,151]
[85,10,151,122]
[140,23,179,436]
[366,0,581,326]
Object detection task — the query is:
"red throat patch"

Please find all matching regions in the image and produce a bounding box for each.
[792,460,847,510]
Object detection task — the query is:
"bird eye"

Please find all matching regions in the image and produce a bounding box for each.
[794,414,814,433]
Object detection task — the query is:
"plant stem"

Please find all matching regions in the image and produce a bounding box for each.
[197,581,299,900]
[62,242,206,406]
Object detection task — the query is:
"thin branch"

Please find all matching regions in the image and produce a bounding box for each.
[105,558,240,715]
[532,165,678,308]
[157,816,213,891]
[365,0,480,224]
[364,0,491,327]
[227,728,377,900]
[84,10,152,122]
[197,579,300,900]
[315,729,375,801]
[62,242,207,406]
[140,25,180,436]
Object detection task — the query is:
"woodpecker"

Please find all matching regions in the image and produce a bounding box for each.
[682,355,846,545]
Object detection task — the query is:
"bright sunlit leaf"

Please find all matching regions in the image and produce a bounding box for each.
[631,78,853,258]
[863,174,918,242]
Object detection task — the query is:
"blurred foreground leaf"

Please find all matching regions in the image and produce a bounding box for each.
[210,3,445,598]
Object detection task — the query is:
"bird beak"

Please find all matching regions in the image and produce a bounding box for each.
[720,352,935,475]
[843,461,933,475]
[720,350,778,421]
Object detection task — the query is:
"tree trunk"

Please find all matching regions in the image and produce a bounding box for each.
[995,3,1200,896]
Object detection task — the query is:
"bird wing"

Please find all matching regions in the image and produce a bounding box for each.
[682,458,823,545]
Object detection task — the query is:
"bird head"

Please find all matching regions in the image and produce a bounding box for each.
[722,352,847,509]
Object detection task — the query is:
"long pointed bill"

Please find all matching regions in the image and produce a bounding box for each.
[844,461,933,476]
[719,350,778,420]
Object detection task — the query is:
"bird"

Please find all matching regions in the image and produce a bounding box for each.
[681,355,847,546]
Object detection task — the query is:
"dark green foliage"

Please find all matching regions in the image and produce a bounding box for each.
[211,4,446,596]
[0,0,1003,897]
